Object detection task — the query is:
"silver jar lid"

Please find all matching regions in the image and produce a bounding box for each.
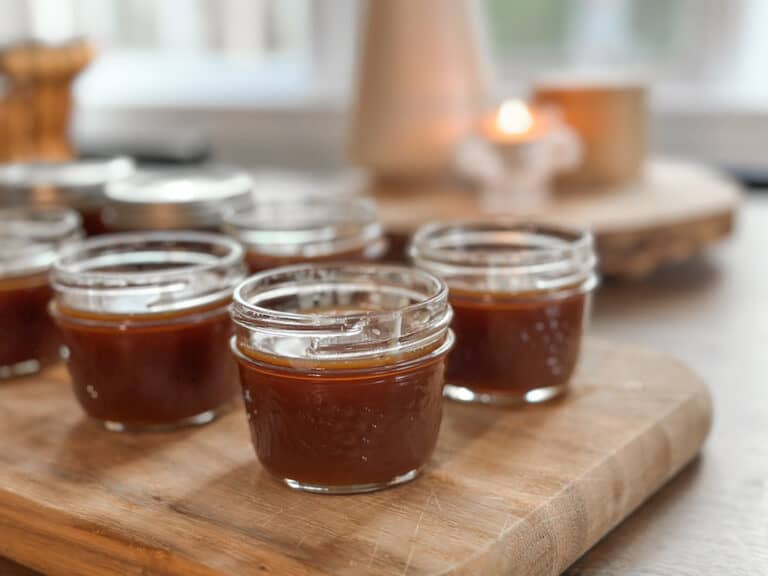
[0,157,135,209]
[103,167,254,231]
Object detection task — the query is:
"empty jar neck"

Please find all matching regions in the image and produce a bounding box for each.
[0,207,83,279]
[410,222,599,296]
[223,197,385,258]
[231,264,453,368]
[52,231,246,316]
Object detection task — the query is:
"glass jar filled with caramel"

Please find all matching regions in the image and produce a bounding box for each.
[102,167,253,232]
[231,264,454,494]
[0,207,82,378]
[50,232,246,431]
[0,157,135,235]
[222,197,387,272]
[411,222,598,405]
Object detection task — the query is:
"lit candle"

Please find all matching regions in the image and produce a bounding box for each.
[482,99,545,145]
[465,97,581,214]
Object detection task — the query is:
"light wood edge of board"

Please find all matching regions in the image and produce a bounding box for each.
[594,208,735,278]
[457,348,713,576]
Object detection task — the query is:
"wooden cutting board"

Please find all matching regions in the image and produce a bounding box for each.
[0,339,711,576]
[374,159,739,278]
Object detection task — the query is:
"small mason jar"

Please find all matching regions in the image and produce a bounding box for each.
[50,232,246,431]
[0,157,135,235]
[222,197,387,272]
[410,222,598,405]
[230,264,454,494]
[102,167,253,232]
[0,207,82,378]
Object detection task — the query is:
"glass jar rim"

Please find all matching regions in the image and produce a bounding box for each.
[222,196,383,257]
[52,231,245,314]
[0,206,82,278]
[410,221,598,293]
[231,263,452,362]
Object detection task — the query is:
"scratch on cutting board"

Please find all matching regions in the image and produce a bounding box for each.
[260,507,285,530]
[402,545,416,576]
[401,492,433,575]
[498,515,515,538]
[412,508,426,538]
[429,490,444,513]
[367,530,382,567]
[261,499,305,530]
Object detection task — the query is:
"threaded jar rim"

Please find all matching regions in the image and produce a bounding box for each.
[410,221,599,295]
[52,231,245,315]
[231,263,453,363]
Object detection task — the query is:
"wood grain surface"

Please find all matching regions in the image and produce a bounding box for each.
[0,339,710,576]
[563,198,768,575]
[374,159,739,278]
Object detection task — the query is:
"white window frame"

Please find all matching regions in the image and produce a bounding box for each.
[67,0,768,173]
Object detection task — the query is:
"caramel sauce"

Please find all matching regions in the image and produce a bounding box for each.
[446,288,586,396]
[53,300,238,426]
[235,328,449,487]
[0,274,60,371]
[79,207,107,236]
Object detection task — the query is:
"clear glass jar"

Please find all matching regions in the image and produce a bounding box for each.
[410,222,599,405]
[0,157,135,235]
[0,207,82,378]
[222,197,387,273]
[230,264,454,494]
[50,232,246,431]
[102,166,253,232]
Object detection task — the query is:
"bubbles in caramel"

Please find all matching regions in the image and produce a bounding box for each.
[50,232,246,431]
[230,264,453,494]
[411,222,598,405]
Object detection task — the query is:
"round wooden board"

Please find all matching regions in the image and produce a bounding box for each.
[372,159,740,278]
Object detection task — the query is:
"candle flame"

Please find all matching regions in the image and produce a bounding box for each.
[497,99,534,136]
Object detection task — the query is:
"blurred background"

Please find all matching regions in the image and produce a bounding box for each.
[0,0,766,180]
[0,5,766,574]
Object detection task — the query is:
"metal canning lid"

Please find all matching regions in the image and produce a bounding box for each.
[103,166,254,230]
[0,157,135,208]
[0,206,83,278]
